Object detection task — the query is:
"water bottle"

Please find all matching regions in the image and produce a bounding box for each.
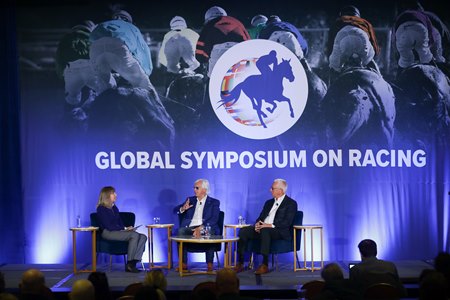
[238,215,243,225]
[205,223,211,238]
[76,215,81,228]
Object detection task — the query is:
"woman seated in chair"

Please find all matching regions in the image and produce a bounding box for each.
[96,186,147,273]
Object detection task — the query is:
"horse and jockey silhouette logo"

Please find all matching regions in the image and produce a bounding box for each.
[209,40,308,140]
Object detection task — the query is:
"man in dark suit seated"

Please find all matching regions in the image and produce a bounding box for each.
[234,178,298,275]
[174,178,220,272]
[349,239,406,297]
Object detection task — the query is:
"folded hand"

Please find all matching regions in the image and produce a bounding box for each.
[192,226,202,238]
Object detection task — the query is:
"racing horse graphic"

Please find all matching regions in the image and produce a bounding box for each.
[218,57,295,128]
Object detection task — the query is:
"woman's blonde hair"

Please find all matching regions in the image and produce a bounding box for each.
[96,186,115,208]
[143,269,167,291]
[143,270,167,300]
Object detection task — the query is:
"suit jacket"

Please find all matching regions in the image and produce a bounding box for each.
[349,257,406,296]
[256,195,297,240]
[174,195,221,235]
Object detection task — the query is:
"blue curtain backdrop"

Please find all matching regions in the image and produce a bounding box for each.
[2,0,449,264]
[1,1,25,263]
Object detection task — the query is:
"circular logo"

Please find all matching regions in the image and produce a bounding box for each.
[209,39,308,140]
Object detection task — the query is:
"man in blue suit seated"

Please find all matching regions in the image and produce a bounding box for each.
[234,178,298,275]
[174,178,220,272]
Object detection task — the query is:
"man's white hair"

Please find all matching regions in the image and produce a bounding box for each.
[273,178,287,193]
[196,179,210,194]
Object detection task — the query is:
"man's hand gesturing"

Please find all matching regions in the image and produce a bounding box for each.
[182,198,193,212]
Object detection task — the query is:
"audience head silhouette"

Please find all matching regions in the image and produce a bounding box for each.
[216,268,240,296]
[321,262,344,281]
[134,285,159,300]
[70,279,95,300]
[358,239,377,259]
[143,269,167,300]
[19,269,46,294]
[144,269,167,291]
[419,269,448,300]
[192,281,218,300]
[87,271,111,300]
[434,252,450,277]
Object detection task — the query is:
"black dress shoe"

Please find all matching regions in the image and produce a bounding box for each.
[125,263,140,273]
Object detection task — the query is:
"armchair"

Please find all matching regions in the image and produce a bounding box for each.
[90,212,135,270]
[247,210,303,271]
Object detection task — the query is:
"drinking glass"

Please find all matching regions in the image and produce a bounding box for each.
[204,225,211,238]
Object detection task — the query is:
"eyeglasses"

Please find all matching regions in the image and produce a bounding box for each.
[270,187,282,191]
[193,186,201,190]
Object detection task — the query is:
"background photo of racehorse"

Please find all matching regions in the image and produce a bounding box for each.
[218,53,296,129]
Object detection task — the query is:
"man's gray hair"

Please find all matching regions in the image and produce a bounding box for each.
[196,179,210,194]
[273,178,287,193]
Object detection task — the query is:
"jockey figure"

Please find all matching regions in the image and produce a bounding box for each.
[158,16,200,74]
[258,15,308,58]
[55,20,97,105]
[394,0,449,80]
[256,50,278,77]
[328,5,380,74]
[393,1,436,69]
[89,10,154,93]
[195,6,250,77]
[247,14,268,39]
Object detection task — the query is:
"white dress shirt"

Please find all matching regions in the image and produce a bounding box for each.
[264,194,285,225]
[189,196,207,227]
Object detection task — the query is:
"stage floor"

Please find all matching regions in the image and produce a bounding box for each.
[0,260,432,299]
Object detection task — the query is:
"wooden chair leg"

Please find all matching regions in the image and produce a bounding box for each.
[249,253,254,269]
[215,252,220,268]
[295,252,300,269]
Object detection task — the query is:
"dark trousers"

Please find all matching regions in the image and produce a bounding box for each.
[237,226,283,264]
[177,227,214,263]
